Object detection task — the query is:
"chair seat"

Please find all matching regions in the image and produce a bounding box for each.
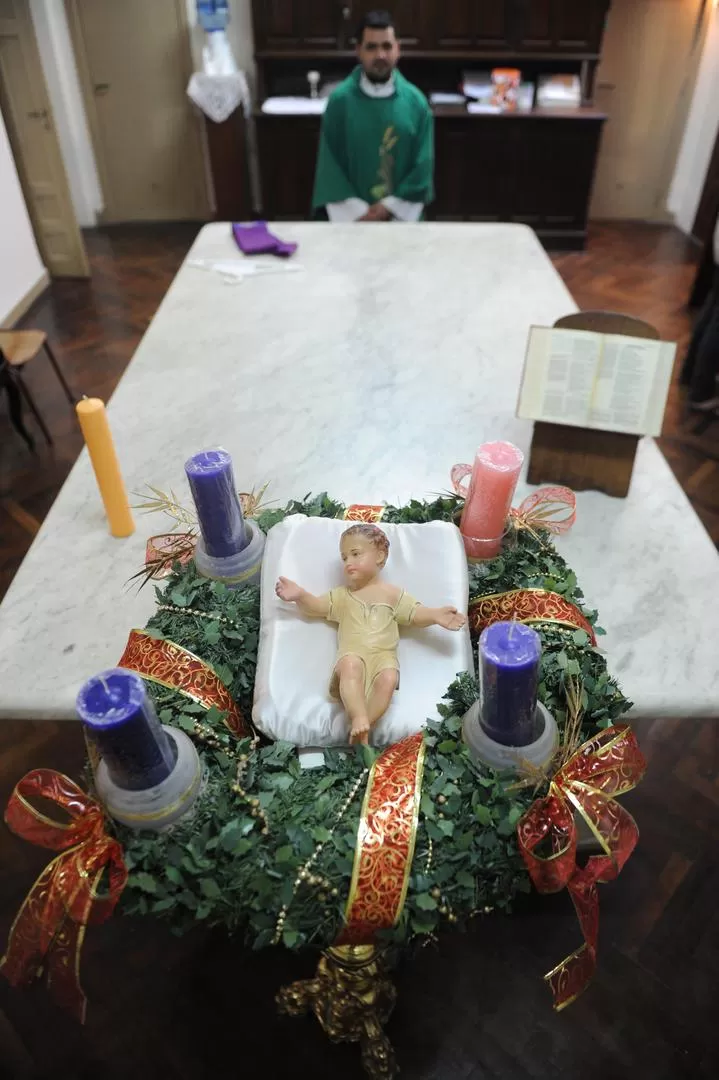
[0,330,47,367]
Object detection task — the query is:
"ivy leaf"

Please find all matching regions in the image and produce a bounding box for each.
[455,870,475,889]
[415,892,437,911]
[152,898,175,913]
[475,804,492,826]
[200,878,223,900]
[165,866,184,886]
[282,929,301,948]
[218,820,244,853]
[573,629,589,646]
[174,714,195,734]
[170,589,189,607]
[311,826,332,843]
[130,872,157,894]
[275,845,294,864]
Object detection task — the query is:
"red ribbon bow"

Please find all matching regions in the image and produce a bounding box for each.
[516,724,646,1010]
[1,769,127,1022]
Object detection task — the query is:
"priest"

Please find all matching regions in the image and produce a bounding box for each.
[312,9,434,223]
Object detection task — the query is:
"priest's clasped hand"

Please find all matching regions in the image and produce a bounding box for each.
[359,203,393,222]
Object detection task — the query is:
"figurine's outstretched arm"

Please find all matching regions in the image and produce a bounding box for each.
[275,576,330,618]
[412,604,467,631]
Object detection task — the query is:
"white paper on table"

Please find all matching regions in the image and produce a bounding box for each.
[188,257,305,282]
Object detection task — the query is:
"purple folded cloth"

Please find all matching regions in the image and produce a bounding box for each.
[232,221,297,258]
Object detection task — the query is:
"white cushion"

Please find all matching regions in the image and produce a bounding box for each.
[252,515,474,746]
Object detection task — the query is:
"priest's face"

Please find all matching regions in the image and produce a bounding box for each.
[357,25,400,83]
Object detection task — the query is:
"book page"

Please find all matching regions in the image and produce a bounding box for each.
[517,327,600,427]
[517,327,676,437]
[588,336,657,433]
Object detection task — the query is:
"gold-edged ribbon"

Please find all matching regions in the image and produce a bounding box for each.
[336,732,425,945]
[344,504,385,523]
[1,769,127,1023]
[117,628,249,736]
[517,724,646,1010]
[468,587,597,645]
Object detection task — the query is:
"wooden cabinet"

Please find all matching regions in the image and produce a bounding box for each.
[349,1,427,48]
[432,1,514,52]
[433,114,605,247]
[256,116,321,219]
[256,110,604,247]
[253,0,611,55]
[252,0,347,51]
[515,0,610,54]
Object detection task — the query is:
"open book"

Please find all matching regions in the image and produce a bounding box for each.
[517,327,676,437]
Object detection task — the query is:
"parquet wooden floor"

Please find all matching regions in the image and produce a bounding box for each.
[0,223,718,1079]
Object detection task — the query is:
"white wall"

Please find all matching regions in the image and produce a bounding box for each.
[29,0,103,227]
[667,3,719,234]
[0,108,46,323]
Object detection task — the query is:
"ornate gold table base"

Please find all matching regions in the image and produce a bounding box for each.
[276,944,398,1079]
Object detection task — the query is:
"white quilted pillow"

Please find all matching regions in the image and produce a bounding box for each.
[252,515,474,747]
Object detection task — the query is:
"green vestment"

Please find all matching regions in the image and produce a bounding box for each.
[312,67,434,210]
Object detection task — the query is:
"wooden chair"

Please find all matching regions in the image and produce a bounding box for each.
[527,311,660,498]
[0,352,35,451]
[0,330,76,446]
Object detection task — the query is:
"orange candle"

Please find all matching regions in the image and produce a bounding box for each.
[76,398,135,538]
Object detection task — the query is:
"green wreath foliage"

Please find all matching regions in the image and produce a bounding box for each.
[117,494,631,950]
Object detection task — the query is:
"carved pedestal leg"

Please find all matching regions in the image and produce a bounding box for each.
[276,944,397,1080]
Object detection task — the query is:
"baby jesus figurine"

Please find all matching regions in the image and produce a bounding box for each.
[275,523,467,745]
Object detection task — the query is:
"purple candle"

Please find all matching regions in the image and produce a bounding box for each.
[76,669,176,791]
[185,448,248,559]
[479,622,541,747]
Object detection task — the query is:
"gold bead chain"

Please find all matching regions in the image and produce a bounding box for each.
[272,767,369,944]
[156,602,243,630]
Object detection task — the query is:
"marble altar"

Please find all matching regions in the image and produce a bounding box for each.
[1,223,717,720]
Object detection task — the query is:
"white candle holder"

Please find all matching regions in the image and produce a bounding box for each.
[194,517,265,588]
[462,699,558,774]
[94,726,203,831]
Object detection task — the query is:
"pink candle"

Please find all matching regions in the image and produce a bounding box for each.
[459,441,524,559]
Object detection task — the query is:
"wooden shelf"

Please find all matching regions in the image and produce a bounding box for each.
[256,49,602,63]
[255,106,607,123]
[432,105,607,121]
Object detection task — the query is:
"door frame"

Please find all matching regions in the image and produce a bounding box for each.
[0,0,89,277]
[64,0,210,222]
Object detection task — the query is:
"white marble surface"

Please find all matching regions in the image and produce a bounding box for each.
[1,222,718,719]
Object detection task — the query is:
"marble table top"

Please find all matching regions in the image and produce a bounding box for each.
[1,223,718,720]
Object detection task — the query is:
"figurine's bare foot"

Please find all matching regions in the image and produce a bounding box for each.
[350,716,370,745]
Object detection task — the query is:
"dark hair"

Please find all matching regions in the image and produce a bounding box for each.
[356,9,395,44]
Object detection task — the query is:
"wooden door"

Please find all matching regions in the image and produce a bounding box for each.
[432,1,513,51]
[516,0,610,53]
[0,0,88,277]
[252,0,343,50]
[591,0,706,221]
[67,0,209,223]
